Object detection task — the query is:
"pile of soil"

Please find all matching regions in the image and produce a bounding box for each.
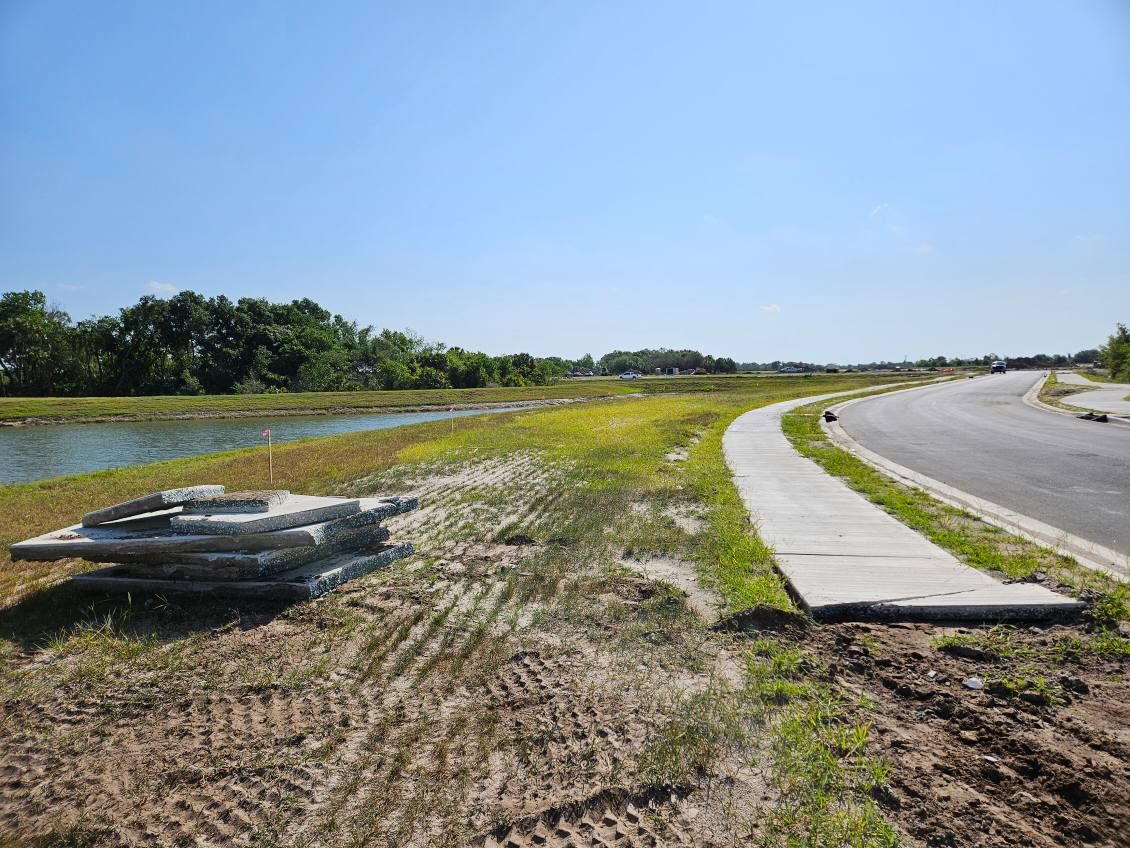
[809,622,1130,848]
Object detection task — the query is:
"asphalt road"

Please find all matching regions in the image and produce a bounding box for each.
[839,372,1130,557]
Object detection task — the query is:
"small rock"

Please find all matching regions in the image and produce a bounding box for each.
[959,730,978,744]
[1019,690,1051,706]
[963,677,984,690]
[926,670,937,679]
[946,644,995,662]
[982,754,1000,763]
[1059,675,1089,695]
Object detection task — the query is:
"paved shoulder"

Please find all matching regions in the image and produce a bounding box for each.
[723,393,1081,621]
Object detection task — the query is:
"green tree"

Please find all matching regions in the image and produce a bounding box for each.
[1098,323,1130,381]
[0,290,71,395]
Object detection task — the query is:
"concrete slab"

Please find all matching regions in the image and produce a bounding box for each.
[181,490,289,514]
[81,485,225,527]
[723,392,1084,621]
[170,495,361,535]
[71,543,415,600]
[10,496,417,562]
[116,525,391,580]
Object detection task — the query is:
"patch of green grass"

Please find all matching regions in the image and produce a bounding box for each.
[682,426,792,612]
[1075,370,1114,384]
[744,640,899,848]
[636,685,745,786]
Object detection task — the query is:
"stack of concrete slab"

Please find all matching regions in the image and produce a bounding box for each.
[11,485,417,600]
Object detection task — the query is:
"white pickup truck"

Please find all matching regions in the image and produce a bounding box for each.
[990,360,1007,374]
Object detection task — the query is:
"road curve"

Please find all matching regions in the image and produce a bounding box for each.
[839,372,1130,557]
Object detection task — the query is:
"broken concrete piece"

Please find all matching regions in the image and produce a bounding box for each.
[170,495,362,535]
[71,543,415,600]
[81,485,225,527]
[11,497,418,562]
[117,525,392,580]
[181,490,289,514]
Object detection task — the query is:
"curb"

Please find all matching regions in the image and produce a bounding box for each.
[820,387,1128,582]
[1022,374,1130,429]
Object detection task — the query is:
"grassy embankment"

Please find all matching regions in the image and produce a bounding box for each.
[0,372,919,846]
[783,397,1130,700]
[1075,370,1114,383]
[1,373,815,424]
[0,381,628,423]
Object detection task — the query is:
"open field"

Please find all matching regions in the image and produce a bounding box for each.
[1,372,1126,847]
[0,374,863,425]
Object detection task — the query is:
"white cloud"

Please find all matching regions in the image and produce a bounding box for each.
[145,281,178,295]
[760,304,782,313]
[867,202,907,234]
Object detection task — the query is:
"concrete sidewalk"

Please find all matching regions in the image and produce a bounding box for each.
[1055,371,1130,416]
[723,391,1083,621]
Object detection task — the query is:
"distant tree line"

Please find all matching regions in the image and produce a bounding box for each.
[736,348,1107,373]
[1,288,1124,395]
[0,289,564,396]
[596,349,738,375]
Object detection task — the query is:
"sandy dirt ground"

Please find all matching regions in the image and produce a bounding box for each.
[1,453,758,846]
[1,449,1127,846]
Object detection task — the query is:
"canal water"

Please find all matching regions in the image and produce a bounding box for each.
[0,407,525,485]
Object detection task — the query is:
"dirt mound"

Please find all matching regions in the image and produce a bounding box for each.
[815,622,1130,847]
[711,604,809,634]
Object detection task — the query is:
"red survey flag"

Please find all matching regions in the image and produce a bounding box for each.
[262,427,271,437]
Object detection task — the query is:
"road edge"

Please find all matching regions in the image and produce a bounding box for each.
[821,384,1129,582]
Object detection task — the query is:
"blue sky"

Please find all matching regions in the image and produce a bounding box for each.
[2,1,1128,362]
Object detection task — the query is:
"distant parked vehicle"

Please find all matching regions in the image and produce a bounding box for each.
[990,360,1007,374]
[619,371,641,380]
